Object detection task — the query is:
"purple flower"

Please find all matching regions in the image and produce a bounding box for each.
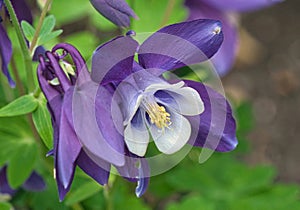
[37,44,110,201]
[90,0,137,27]
[10,0,33,24]
[37,43,148,200]
[185,0,281,76]
[83,19,237,174]
[0,0,33,87]
[0,22,14,87]
[0,166,46,197]
[38,19,238,199]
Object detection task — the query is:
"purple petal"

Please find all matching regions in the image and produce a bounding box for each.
[56,88,81,190]
[52,43,87,77]
[91,36,138,85]
[0,24,15,87]
[0,166,16,196]
[22,171,46,192]
[195,0,282,12]
[72,81,125,167]
[90,0,137,27]
[186,2,238,75]
[46,52,71,92]
[77,150,110,185]
[11,0,33,23]
[138,19,223,75]
[184,80,238,152]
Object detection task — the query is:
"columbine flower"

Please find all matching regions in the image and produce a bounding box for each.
[0,166,45,197]
[185,0,281,75]
[0,0,32,87]
[37,43,148,200]
[84,19,237,161]
[90,0,137,27]
[37,44,110,200]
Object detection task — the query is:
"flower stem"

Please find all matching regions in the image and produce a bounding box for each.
[4,0,35,93]
[160,0,176,27]
[11,56,25,95]
[104,185,113,210]
[29,0,53,54]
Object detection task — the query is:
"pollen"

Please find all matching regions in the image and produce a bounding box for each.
[143,98,171,130]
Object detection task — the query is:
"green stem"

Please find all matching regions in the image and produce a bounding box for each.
[33,86,41,98]
[160,0,176,27]
[11,56,25,95]
[4,0,35,93]
[104,185,113,210]
[29,0,53,54]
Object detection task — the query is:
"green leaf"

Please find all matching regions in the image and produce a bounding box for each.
[38,29,63,45]
[21,21,36,41]
[0,202,12,210]
[166,195,216,210]
[32,99,53,149]
[0,117,33,165]
[39,15,56,37]
[65,181,102,206]
[0,137,18,166]
[0,95,38,117]
[7,143,38,188]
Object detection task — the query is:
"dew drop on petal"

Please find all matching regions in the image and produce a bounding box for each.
[213,26,222,35]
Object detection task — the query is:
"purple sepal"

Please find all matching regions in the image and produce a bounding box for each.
[0,166,46,195]
[77,151,110,186]
[0,166,16,196]
[22,171,46,192]
[91,36,138,85]
[185,1,238,75]
[138,19,223,75]
[184,80,238,152]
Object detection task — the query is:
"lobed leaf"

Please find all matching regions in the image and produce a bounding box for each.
[38,29,63,46]
[39,15,56,37]
[21,20,36,41]
[0,95,38,117]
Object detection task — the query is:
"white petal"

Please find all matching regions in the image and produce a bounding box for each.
[124,112,149,156]
[144,81,185,94]
[163,87,204,116]
[149,111,191,154]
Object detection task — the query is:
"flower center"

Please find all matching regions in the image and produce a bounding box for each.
[142,95,171,130]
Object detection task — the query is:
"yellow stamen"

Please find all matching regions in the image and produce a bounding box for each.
[143,99,171,130]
